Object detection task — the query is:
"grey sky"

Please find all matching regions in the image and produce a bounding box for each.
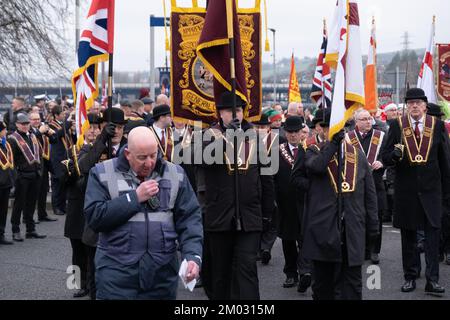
[107,0,450,71]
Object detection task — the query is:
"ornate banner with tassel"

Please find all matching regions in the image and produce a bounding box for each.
[170,0,263,126]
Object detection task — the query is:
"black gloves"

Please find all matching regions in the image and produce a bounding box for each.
[331,129,345,146]
[225,118,241,130]
[100,123,116,142]
[392,144,404,162]
[262,217,272,232]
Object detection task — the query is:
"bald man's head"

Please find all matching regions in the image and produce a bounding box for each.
[155,94,170,107]
[125,127,159,177]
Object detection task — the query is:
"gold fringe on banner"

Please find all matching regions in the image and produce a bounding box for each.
[264,0,270,52]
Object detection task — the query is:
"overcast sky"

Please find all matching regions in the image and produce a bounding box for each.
[92,0,450,71]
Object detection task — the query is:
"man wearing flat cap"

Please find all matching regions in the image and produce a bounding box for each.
[150,104,174,162]
[382,88,450,295]
[8,113,46,241]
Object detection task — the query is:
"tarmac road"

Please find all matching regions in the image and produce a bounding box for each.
[0,212,449,300]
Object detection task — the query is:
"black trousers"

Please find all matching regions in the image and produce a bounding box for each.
[312,241,362,300]
[260,208,278,253]
[282,239,312,279]
[70,239,88,290]
[0,187,11,236]
[51,174,67,213]
[366,209,384,254]
[85,245,97,300]
[207,231,260,300]
[401,218,440,282]
[36,164,50,219]
[11,174,39,233]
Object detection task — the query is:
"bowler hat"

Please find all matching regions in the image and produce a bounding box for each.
[152,104,171,120]
[284,116,305,132]
[427,103,444,117]
[319,108,331,127]
[16,113,30,124]
[100,108,127,124]
[87,113,101,125]
[253,113,271,126]
[404,88,428,103]
[216,91,247,110]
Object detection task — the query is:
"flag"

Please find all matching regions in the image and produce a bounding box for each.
[71,0,115,147]
[196,0,248,112]
[311,20,332,109]
[364,17,378,113]
[288,54,302,103]
[327,0,365,139]
[418,16,437,103]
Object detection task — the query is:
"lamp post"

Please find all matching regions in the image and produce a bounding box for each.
[269,28,276,103]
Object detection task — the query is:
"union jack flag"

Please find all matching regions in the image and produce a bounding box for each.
[71,0,115,147]
[310,21,332,109]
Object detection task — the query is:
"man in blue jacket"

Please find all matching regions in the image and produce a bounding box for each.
[84,126,203,299]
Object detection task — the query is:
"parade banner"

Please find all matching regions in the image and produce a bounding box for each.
[437,44,450,103]
[170,0,262,126]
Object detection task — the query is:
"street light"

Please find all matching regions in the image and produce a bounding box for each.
[269,28,276,104]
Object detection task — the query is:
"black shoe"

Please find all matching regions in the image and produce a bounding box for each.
[25,232,46,239]
[39,216,58,222]
[371,253,380,265]
[297,273,312,293]
[401,280,416,293]
[261,250,271,265]
[425,282,445,296]
[22,219,39,224]
[12,233,24,242]
[0,236,14,245]
[73,288,89,298]
[53,209,66,216]
[283,277,298,288]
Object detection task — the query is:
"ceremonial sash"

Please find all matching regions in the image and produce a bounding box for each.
[346,130,384,165]
[327,143,358,194]
[279,142,296,169]
[207,126,255,174]
[10,132,40,165]
[150,126,174,162]
[263,131,278,155]
[0,142,14,170]
[39,135,50,160]
[399,115,435,165]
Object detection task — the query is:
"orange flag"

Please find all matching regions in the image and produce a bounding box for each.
[288,53,302,103]
[364,17,378,113]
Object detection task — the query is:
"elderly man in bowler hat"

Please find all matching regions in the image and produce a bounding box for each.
[382,88,450,295]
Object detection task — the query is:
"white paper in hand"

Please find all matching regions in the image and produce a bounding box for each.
[178,259,197,292]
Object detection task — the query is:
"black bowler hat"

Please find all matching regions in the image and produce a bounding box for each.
[284,116,305,132]
[427,103,444,117]
[152,104,171,120]
[319,108,331,127]
[405,88,428,103]
[216,91,247,110]
[312,108,324,126]
[87,113,101,125]
[100,107,127,124]
[253,113,271,126]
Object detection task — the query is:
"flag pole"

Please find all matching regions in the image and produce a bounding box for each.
[107,54,114,159]
[225,0,241,231]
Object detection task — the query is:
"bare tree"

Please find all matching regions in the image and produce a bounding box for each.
[0,0,72,82]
